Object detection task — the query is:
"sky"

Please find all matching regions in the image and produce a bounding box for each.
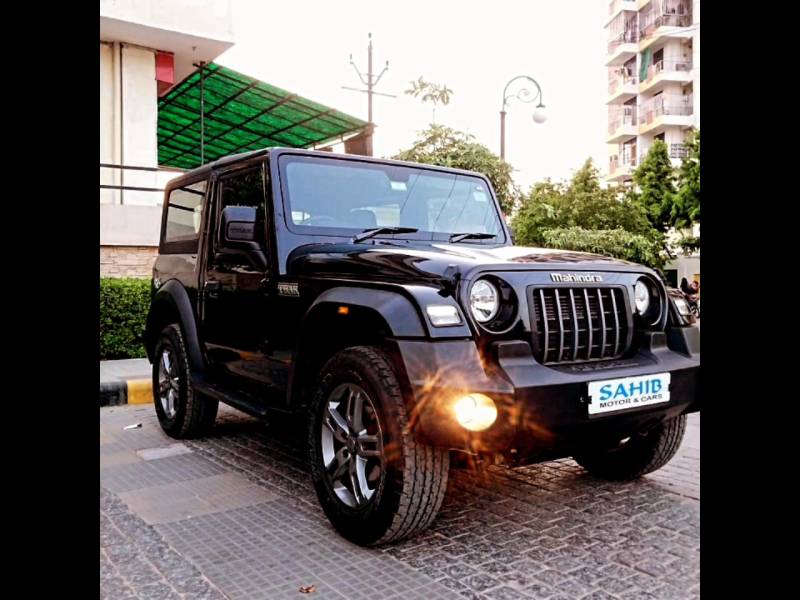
[215,0,609,192]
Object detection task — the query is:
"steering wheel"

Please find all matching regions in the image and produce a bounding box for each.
[303,216,340,227]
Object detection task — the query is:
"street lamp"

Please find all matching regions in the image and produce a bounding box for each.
[500,75,546,160]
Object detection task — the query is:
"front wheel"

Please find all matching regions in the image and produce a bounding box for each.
[308,346,449,546]
[573,414,686,481]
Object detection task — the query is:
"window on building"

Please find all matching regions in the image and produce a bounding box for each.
[653,48,664,69]
[163,179,208,251]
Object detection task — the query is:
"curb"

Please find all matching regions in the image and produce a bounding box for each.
[100,379,152,407]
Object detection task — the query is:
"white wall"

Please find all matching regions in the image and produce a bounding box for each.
[99,42,159,207]
[99,43,116,204]
[666,256,700,287]
[120,44,158,206]
[100,205,163,246]
[100,0,233,45]
[100,0,235,248]
[99,42,161,245]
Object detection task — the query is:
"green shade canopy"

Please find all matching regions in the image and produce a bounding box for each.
[158,63,369,170]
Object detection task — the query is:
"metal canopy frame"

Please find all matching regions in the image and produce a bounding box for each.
[158,62,369,170]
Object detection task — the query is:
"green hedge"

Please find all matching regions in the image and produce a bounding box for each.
[100,278,151,360]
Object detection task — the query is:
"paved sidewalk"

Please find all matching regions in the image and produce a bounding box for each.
[101,404,699,600]
[100,359,152,406]
[100,359,151,384]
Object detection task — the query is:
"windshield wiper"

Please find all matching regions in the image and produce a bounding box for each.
[352,226,419,244]
[449,232,496,243]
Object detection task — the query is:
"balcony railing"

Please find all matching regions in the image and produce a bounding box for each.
[638,94,693,124]
[608,0,635,15]
[643,59,692,82]
[609,148,637,173]
[608,106,638,134]
[608,70,638,94]
[608,30,639,53]
[100,163,166,205]
[639,1,692,39]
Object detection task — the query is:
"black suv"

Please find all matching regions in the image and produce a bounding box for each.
[145,148,700,546]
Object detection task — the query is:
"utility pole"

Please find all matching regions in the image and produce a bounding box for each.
[342,33,395,125]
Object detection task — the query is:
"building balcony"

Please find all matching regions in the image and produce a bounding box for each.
[638,95,694,135]
[606,32,639,66]
[639,4,693,51]
[639,59,693,93]
[607,72,638,104]
[607,108,638,143]
[606,0,637,25]
[608,153,637,182]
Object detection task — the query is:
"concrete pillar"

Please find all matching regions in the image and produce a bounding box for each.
[99,42,116,204]
[120,44,158,205]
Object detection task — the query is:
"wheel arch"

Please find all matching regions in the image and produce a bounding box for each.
[144,280,205,377]
[286,287,426,411]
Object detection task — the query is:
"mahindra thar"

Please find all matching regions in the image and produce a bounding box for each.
[145,148,700,546]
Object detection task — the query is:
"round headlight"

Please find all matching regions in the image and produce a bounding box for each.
[634,280,651,315]
[470,279,499,323]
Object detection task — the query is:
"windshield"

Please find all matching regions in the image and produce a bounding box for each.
[278,154,505,243]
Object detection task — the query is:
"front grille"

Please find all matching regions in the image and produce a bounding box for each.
[529,287,631,364]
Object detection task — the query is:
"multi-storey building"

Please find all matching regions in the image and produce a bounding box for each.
[605,0,699,184]
[100,0,370,278]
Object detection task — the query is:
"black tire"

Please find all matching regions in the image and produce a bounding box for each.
[573,414,686,481]
[152,324,218,439]
[308,346,449,546]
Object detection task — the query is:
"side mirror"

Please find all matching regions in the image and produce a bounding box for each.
[216,206,267,270]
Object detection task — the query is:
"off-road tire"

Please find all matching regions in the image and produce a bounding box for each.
[308,346,449,546]
[573,414,686,481]
[152,324,218,438]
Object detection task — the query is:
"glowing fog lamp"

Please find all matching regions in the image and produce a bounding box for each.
[453,393,498,432]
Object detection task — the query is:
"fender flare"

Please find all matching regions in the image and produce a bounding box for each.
[145,280,205,376]
[304,287,428,338]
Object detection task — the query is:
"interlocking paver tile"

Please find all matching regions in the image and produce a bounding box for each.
[100,404,699,600]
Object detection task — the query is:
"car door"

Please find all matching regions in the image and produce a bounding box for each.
[200,160,287,403]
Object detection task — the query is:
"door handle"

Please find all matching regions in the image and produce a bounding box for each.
[204,280,220,299]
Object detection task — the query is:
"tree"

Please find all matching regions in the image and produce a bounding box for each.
[511,158,666,270]
[630,139,677,232]
[392,124,519,214]
[513,159,654,243]
[673,129,700,228]
[404,77,454,123]
[541,227,665,270]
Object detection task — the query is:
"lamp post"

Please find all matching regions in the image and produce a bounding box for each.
[500,75,547,160]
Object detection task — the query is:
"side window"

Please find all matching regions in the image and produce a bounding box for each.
[214,167,266,252]
[163,179,208,251]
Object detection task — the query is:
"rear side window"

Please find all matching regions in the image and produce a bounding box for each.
[163,179,208,251]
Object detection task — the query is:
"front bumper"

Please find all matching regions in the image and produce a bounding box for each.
[397,326,700,462]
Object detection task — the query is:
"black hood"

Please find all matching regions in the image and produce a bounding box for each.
[287,241,646,284]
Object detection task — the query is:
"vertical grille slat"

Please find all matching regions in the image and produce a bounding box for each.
[597,288,607,358]
[610,288,621,356]
[569,289,579,361]
[554,290,565,362]
[530,285,629,365]
[539,289,550,363]
[583,289,593,360]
